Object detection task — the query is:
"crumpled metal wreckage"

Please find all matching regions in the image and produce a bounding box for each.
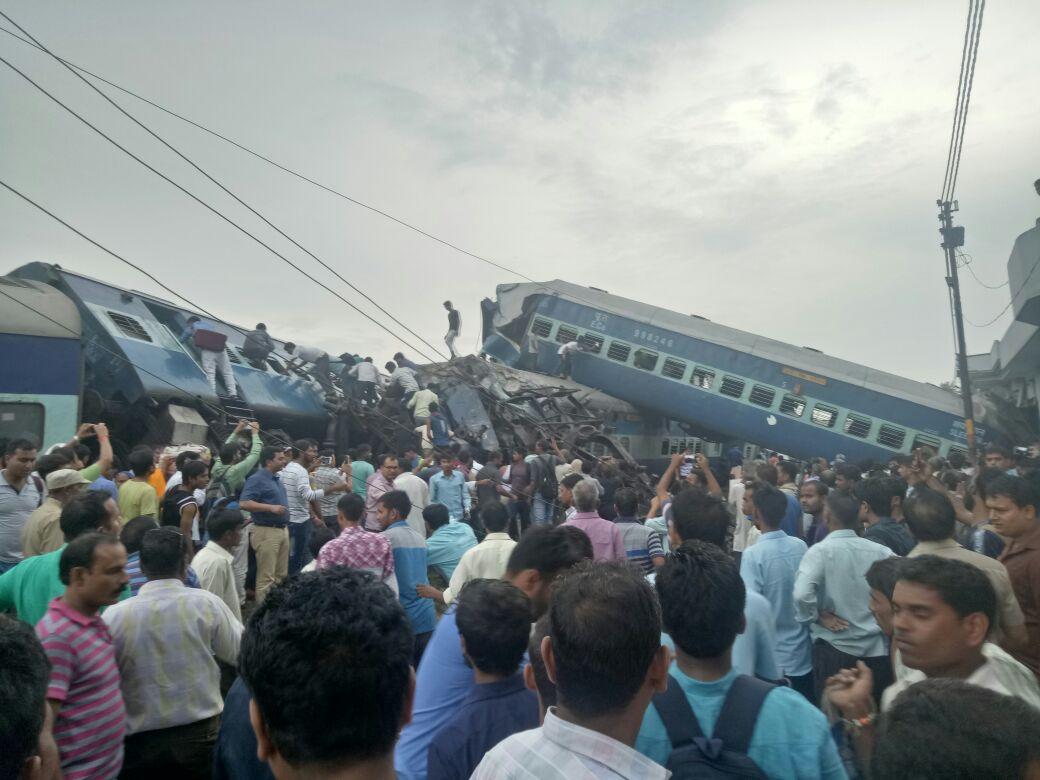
[333,356,654,500]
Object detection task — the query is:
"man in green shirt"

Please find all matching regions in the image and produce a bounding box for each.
[119,449,159,521]
[349,445,375,499]
[0,491,125,625]
[209,420,263,495]
[58,422,114,483]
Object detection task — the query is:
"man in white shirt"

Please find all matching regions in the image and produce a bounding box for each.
[348,357,380,406]
[280,439,350,575]
[826,555,1040,771]
[417,501,517,605]
[473,563,670,780]
[407,385,439,425]
[393,468,429,538]
[283,342,335,396]
[191,509,244,621]
[385,360,419,402]
[104,527,242,777]
[556,340,580,379]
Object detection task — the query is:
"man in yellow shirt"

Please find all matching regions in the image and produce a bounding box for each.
[21,469,89,557]
[119,448,159,522]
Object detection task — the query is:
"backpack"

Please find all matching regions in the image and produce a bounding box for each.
[203,467,239,517]
[193,328,227,352]
[535,454,558,501]
[652,673,773,779]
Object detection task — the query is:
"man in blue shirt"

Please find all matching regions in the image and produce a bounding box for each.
[855,477,915,556]
[756,463,804,539]
[740,483,814,701]
[423,503,477,581]
[379,490,437,666]
[794,490,894,703]
[636,541,846,778]
[427,579,539,780]
[429,454,470,521]
[427,404,453,449]
[238,446,290,604]
[394,524,593,780]
[667,489,780,681]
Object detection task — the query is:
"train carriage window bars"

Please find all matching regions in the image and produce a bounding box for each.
[107,311,152,343]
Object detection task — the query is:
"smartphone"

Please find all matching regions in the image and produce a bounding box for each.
[679,455,694,479]
[320,456,334,466]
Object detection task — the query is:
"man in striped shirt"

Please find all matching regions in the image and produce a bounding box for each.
[35,532,129,780]
[612,488,665,575]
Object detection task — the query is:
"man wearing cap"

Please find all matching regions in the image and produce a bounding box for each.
[20,470,89,558]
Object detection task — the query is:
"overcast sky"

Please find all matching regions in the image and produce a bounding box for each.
[2,1,1038,385]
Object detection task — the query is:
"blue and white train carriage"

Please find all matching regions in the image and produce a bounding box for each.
[480,281,1016,463]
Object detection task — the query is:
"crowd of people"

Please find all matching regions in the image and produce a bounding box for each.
[4,407,1040,778]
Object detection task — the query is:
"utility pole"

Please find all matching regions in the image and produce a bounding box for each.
[938,199,977,462]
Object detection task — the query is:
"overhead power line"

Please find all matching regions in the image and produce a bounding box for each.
[0,53,443,365]
[0,9,446,362]
[0,21,602,311]
[957,250,1007,290]
[965,257,1040,329]
[940,0,985,203]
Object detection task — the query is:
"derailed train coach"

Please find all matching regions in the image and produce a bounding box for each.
[480,280,1021,463]
[3,262,333,457]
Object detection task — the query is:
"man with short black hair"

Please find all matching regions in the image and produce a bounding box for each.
[443,300,461,359]
[364,453,401,531]
[36,532,128,779]
[637,541,844,777]
[871,679,1040,779]
[756,462,803,538]
[160,457,209,545]
[316,492,397,593]
[563,479,625,562]
[741,483,814,700]
[429,453,470,523]
[192,509,245,620]
[904,487,1026,649]
[0,491,124,625]
[669,488,779,681]
[613,487,665,575]
[119,447,159,521]
[854,477,915,555]
[865,556,904,639]
[834,463,862,493]
[394,525,593,778]
[240,568,415,779]
[284,343,336,397]
[800,479,829,546]
[474,562,670,779]
[988,474,1040,679]
[427,580,539,779]
[0,613,59,780]
[239,446,290,603]
[985,443,1017,474]
[281,439,350,575]
[0,437,40,573]
[104,527,242,777]
[794,490,894,702]
[241,322,274,365]
[424,503,477,584]
[379,490,437,665]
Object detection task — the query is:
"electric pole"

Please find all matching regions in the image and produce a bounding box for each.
[938,199,977,462]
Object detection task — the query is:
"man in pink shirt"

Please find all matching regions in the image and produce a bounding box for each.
[35,532,129,780]
[563,479,625,562]
[364,454,400,531]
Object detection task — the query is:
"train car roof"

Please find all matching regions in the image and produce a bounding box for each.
[494,280,963,415]
[0,275,81,339]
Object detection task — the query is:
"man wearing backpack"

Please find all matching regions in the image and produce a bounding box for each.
[528,439,563,526]
[636,541,846,779]
[182,315,238,397]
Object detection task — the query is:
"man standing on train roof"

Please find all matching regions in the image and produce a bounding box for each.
[443,300,461,359]
[241,323,274,367]
[283,342,335,397]
[181,315,238,398]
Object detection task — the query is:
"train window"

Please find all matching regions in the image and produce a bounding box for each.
[691,367,715,389]
[556,326,579,344]
[911,433,942,453]
[225,347,242,365]
[877,425,906,449]
[661,439,670,456]
[719,376,746,398]
[749,385,776,408]
[607,342,631,362]
[633,349,659,372]
[661,358,686,380]
[844,412,872,439]
[579,333,603,353]
[948,445,967,461]
[810,404,838,428]
[107,311,152,343]
[0,402,44,446]
[779,395,805,417]
[531,319,552,338]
